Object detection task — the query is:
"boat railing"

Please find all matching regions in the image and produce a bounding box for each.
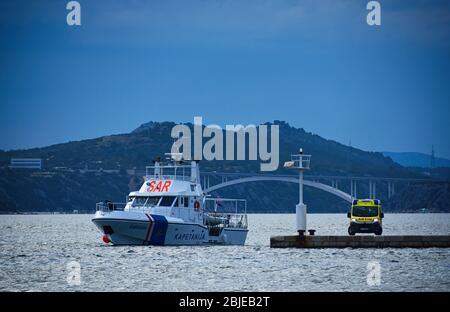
[204,197,247,213]
[204,198,248,229]
[96,201,159,213]
[145,174,192,181]
[96,201,127,212]
[205,212,248,229]
[145,165,193,182]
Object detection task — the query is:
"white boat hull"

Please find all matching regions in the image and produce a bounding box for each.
[92,211,248,246]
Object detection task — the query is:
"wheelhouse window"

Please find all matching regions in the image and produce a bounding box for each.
[145,196,160,207]
[132,197,147,207]
[159,196,176,207]
[177,196,189,207]
[131,196,176,207]
[131,196,160,207]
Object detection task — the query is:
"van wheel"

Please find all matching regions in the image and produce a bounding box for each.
[348,226,356,236]
[374,228,383,236]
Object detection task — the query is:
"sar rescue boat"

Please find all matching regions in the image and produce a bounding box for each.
[92,153,248,245]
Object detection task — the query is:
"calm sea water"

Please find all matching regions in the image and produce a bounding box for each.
[0,213,449,292]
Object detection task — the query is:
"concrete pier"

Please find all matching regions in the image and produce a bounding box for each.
[270,235,450,248]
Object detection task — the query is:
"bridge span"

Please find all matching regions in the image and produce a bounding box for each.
[204,175,353,202]
[201,172,435,202]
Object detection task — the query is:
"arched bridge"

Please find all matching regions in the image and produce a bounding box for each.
[200,172,435,202]
[203,175,353,202]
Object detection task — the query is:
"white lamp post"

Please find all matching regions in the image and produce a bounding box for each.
[284,148,311,235]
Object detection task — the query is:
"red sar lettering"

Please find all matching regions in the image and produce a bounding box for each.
[147,181,172,192]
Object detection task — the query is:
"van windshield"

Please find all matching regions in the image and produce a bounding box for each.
[352,206,379,217]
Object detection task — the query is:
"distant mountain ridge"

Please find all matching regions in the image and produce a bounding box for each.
[383,152,450,168]
[1,121,448,213]
[0,120,416,177]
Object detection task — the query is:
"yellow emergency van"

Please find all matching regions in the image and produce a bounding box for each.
[347,199,384,235]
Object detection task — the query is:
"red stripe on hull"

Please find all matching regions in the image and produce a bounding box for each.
[143,213,153,245]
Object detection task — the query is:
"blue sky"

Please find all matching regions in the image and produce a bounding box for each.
[1,0,449,157]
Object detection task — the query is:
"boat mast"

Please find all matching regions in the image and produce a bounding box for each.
[191,161,200,184]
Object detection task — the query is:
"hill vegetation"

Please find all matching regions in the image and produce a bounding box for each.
[0,121,447,213]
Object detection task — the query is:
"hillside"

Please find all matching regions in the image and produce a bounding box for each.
[0,121,416,177]
[383,151,450,168]
[1,121,447,214]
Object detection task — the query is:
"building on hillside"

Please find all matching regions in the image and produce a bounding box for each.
[10,158,43,170]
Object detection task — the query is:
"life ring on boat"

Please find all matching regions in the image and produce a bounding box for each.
[194,200,200,210]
